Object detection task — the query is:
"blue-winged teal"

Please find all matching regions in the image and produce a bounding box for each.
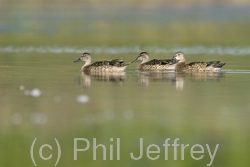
[74,53,129,73]
[170,52,226,72]
[131,52,175,71]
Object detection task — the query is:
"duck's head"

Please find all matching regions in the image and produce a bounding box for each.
[131,52,150,64]
[74,52,92,64]
[170,52,185,64]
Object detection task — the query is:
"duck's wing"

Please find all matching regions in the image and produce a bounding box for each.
[109,58,125,66]
[186,62,206,66]
[109,58,130,67]
[90,60,110,67]
[159,59,172,65]
[91,58,129,67]
[143,59,172,65]
[205,61,226,68]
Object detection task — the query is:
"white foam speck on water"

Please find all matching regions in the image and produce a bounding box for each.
[11,113,23,125]
[1,45,250,55]
[30,113,47,125]
[77,95,89,103]
[21,87,42,97]
[19,85,25,90]
[30,88,42,97]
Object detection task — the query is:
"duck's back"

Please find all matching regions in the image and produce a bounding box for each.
[84,58,128,73]
[138,59,173,71]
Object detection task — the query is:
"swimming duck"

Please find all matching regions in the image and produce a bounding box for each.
[131,52,174,71]
[74,53,129,73]
[170,52,226,72]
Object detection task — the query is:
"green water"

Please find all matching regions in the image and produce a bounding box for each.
[1,2,250,167]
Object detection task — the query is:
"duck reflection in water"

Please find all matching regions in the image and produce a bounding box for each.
[136,72,224,90]
[136,72,185,90]
[74,52,129,88]
[79,71,126,88]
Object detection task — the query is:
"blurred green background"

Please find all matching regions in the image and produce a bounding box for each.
[1,0,250,167]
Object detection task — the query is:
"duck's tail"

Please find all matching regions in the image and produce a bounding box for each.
[214,62,226,68]
[207,61,226,68]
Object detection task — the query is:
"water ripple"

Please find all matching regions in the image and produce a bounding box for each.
[1,46,250,55]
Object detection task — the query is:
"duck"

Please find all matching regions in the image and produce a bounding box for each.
[170,52,226,72]
[131,52,175,71]
[74,52,129,73]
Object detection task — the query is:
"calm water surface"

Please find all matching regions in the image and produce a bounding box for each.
[1,51,250,167]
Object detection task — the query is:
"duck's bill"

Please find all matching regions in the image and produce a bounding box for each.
[74,58,81,63]
[131,58,139,63]
[169,57,179,65]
